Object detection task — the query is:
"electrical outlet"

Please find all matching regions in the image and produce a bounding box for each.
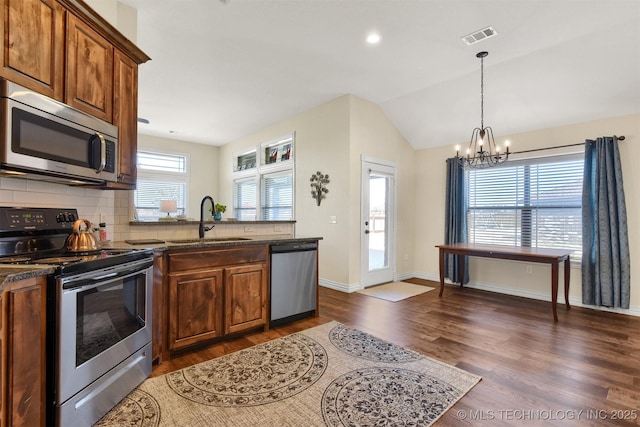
[526,265,533,274]
[329,215,337,224]
[244,226,254,232]
[274,226,282,232]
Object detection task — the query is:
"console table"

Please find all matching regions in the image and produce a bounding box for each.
[436,243,571,322]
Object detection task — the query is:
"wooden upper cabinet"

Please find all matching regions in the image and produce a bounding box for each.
[113,50,138,186]
[65,13,113,122]
[0,0,65,100]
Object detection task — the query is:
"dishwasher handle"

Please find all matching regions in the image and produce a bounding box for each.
[270,242,318,253]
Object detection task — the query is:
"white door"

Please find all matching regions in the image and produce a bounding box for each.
[360,157,396,288]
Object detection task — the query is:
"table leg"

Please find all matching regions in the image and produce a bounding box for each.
[551,262,559,322]
[564,257,571,310]
[458,254,465,287]
[439,248,445,297]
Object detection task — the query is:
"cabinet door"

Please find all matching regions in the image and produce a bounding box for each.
[113,50,138,188]
[66,14,113,122]
[4,279,46,427]
[0,0,65,99]
[224,263,268,335]
[168,269,223,351]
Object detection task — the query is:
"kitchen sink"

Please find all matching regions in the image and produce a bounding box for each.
[167,237,252,244]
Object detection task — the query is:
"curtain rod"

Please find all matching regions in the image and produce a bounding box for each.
[511,135,625,156]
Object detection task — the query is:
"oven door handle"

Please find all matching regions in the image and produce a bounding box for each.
[61,260,153,291]
[92,272,118,281]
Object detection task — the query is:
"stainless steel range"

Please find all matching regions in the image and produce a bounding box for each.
[0,207,153,427]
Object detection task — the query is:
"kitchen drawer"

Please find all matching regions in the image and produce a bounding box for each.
[168,245,268,272]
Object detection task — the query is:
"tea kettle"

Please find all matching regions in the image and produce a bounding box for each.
[64,219,98,252]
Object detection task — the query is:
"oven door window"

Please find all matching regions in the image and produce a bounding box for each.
[75,274,146,366]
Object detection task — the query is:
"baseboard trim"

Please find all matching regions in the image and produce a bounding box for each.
[415,272,640,317]
[319,278,361,293]
[322,272,640,317]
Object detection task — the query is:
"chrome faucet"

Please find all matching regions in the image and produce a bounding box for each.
[199,195,216,238]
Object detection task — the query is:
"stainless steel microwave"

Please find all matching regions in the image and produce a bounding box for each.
[0,79,118,185]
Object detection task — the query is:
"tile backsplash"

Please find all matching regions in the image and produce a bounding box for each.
[0,177,294,242]
[0,177,115,231]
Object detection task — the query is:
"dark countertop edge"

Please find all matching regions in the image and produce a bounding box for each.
[1,236,322,290]
[129,220,296,226]
[0,265,56,292]
[111,235,323,251]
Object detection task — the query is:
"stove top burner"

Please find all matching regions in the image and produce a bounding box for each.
[0,207,154,275]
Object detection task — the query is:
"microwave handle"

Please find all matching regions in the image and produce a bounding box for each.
[92,132,106,173]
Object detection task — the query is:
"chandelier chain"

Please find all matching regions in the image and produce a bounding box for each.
[480,54,484,131]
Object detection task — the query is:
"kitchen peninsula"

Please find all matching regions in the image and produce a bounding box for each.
[111,233,322,364]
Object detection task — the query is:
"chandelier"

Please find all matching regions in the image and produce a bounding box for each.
[457,51,509,169]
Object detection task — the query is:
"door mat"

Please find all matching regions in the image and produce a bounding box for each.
[97,321,480,426]
[358,281,435,302]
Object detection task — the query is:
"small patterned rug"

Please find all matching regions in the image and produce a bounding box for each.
[95,321,480,426]
[358,281,435,302]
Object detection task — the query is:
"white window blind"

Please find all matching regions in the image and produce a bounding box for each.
[234,177,257,221]
[466,153,583,261]
[232,133,294,220]
[261,170,293,220]
[135,151,188,221]
[137,151,186,173]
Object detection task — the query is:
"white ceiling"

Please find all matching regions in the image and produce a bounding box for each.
[119,0,640,150]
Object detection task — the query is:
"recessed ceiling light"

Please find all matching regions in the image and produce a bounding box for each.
[366,32,381,44]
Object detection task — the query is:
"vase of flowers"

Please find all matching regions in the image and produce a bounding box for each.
[214,203,226,221]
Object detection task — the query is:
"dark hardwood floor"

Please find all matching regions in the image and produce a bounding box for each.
[151,279,640,426]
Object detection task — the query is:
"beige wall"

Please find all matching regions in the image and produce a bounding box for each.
[218,95,416,290]
[414,113,640,314]
[84,0,138,43]
[219,96,352,286]
[348,96,417,285]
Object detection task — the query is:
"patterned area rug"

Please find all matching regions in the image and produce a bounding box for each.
[95,321,480,426]
[358,282,435,302]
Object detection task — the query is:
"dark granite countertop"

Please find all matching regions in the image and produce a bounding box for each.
[0,265,56,292]
[1,236,321,291]
[109,235,322,252]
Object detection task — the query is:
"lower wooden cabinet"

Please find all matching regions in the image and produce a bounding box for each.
[0,276,46,427]
[168,268,224,351]
[162,245,269,357]
[224,263,268,335]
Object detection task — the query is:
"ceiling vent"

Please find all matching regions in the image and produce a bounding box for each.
[461,26,497,45]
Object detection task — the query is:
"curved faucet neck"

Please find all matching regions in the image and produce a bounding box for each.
[199,196,216,238]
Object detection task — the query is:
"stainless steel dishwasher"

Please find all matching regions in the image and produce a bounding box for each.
[270,241,318,327]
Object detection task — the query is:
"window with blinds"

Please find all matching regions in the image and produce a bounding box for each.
[466,153,583,261]
[235,177,257,221]
[233,134,294,220]
[135,151,188,221]
[262,171,293,220]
